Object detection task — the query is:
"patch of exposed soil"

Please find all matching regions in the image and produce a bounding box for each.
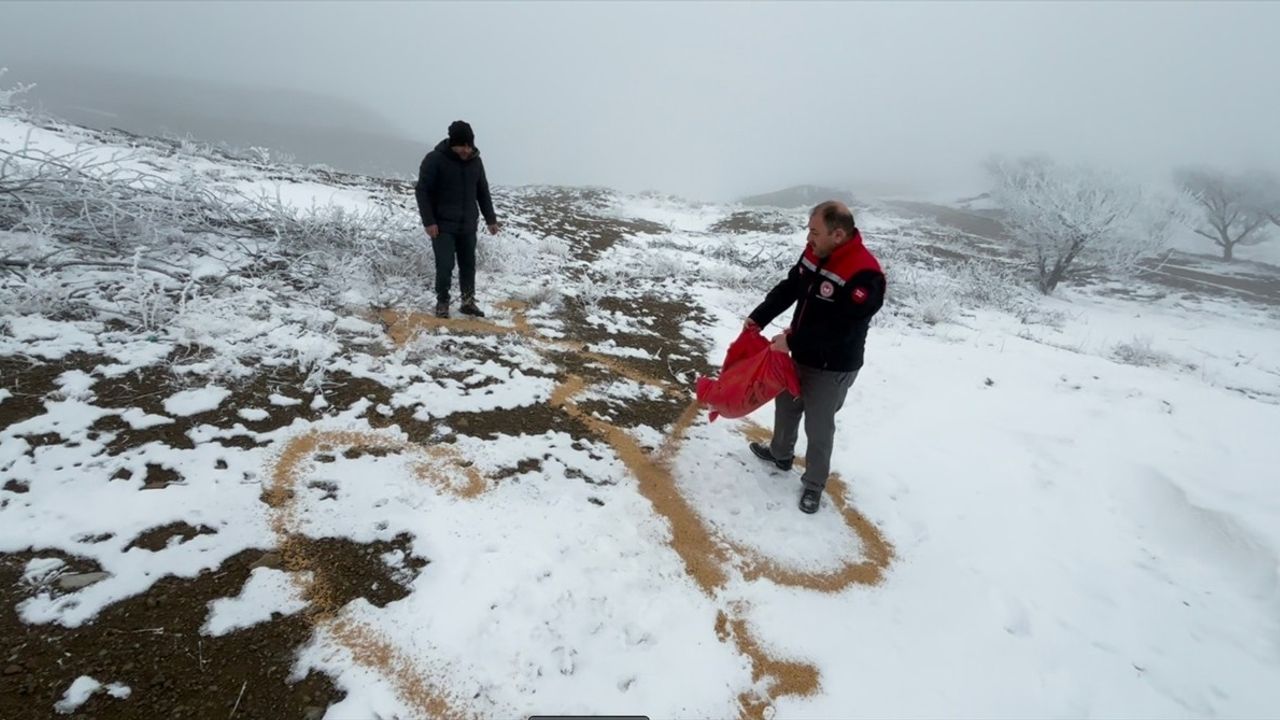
[123,522,217,552]
[282,533,429,611]
[437,401,587,441]
[491,457,545,480]
[575,394,689,436]
[501,187,668,261]
[90,365,397,456]
[709,211,799,235]
[139,463,181,490]
[0,353,112,432]
[1134,256,1280,306]
[0,550,342,720]
[884,200,1009,241]
[0,531,427,720]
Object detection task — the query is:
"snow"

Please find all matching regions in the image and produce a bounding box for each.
[22,557,66,584]
[2,316,101,359]
[4,110,1280,718]
[286,429,749,718]
[162,385,232,416]
[236,177,373,214]
[118,407,174,430]
[237,407,271,422]
[391,371,556,421]
[190,256,228,281]
[738,322,1280,719]
[51,675,129,713]
[53,676,102,714]
[54,370,96,401]
[203,567,309,636]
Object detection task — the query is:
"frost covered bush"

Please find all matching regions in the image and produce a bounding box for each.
[626,247,689,280]
[917,288,958,326]
[475,230,529,274]
[0,114,443,323]
[1112,335,1170,367]
[537,235,572,259]
[514,280,561,308]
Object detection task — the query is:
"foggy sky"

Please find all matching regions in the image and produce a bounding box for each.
[2,1,1278,202]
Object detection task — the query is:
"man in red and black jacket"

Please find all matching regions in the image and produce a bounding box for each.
[745,201,885,514]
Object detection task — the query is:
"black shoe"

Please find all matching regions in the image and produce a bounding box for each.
[749,442,792,471]
[459,301,485,317]
[799,488,821,514]
[435,302,449,319]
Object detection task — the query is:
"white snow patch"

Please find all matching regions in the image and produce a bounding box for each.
[54,676,132,713]
[584,341,654,360]
[163,386,231,416]
[22,557,67,584]
[335,316,380,335]
[118,407,174,430]
[203,567,309,636]
[237,408,270,422]
[190,257,228,282]
[54,370,96,401]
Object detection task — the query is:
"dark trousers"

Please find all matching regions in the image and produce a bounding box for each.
[432,231,477,304]
[769,364,858,492]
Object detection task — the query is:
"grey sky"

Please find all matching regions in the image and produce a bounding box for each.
[2,1,1277,201]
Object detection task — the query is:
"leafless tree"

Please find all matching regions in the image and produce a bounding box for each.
[1176,167,1273,262]
[988,156,1182,293]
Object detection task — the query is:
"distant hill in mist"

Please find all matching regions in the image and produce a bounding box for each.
[6,60,428,178]
[739,184,857,208]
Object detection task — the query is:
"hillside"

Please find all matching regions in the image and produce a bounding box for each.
[2,107,1279,719]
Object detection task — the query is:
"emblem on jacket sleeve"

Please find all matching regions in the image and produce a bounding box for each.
[820,281,834,298]
[852,286,868,303]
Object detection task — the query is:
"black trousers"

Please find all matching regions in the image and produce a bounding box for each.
[431,231,477,304]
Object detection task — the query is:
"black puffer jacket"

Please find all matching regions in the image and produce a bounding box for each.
[414,139,497,234]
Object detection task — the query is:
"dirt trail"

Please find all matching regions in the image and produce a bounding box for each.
[267,429,484,719]
[257,303,898,718]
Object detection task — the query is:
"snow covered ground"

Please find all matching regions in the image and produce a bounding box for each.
[2,108,1279,719]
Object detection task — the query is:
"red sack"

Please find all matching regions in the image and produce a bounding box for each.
[695,327,801,422]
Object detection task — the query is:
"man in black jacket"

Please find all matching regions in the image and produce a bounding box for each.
[415,120,500,318]
[745,201,886,514]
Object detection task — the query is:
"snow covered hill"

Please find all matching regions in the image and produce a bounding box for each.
[2,107,1279,719]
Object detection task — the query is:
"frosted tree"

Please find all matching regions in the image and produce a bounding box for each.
[1249,170,1280,230]
[1176,167,1273,262]
[987,156,1178,294]
[0,68,36,107]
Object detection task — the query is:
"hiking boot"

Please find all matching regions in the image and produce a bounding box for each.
[799,488,821,514]
[435,302,449,319]
[749,441,792,471]
[459,300,485,317]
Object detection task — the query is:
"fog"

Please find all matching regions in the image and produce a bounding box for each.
[2,1,1277,201]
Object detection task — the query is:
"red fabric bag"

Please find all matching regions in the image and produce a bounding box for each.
[695,327,801,422]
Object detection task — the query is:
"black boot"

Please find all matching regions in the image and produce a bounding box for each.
[749,442,793,471]
[435,301,449,319]
[459,297,485,317]
[799,488,821,514]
